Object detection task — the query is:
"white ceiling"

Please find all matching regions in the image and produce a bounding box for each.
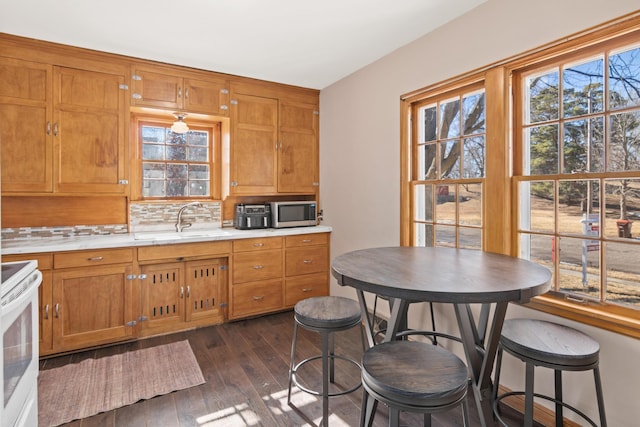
[0,0,485,89]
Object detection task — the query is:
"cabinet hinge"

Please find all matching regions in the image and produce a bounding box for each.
[138,315,148,322]
[230,181,238,187]
[125,320,137,327]
[219,302,228,308]
[221,88,229,94]
[126,274,137,280]
[119,179,129,185]
[119,84,129,90]
[230,99,238,105]
[313,182,320,186]
[132,93,142,100]
[313,110,319,115]
[132,74,142,81]
[220,265,228,270]
[220,104,229,110]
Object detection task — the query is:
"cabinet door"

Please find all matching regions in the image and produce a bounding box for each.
[131,69,182,110]
[184,77,229,115]
[39,270,53,354]
[140,263,184,331]
[230,93,278,194]
[184,259,225,323]
[53,66,127,193]
[0,57,53,192]
[278,100,319,193]
[52,264,135,352]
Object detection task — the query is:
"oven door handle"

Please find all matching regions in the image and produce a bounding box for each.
[1,270,42,313]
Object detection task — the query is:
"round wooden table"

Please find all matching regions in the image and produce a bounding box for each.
[331,246,552,427]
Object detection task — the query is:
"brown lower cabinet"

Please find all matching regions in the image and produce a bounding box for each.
[2,232,329,356]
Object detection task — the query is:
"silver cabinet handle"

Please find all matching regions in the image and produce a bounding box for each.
[87,256,104,262]
[54,304,59,319]
[185,88,189,99]
[45,304,50,320]
[53,123,59,136]
[178,87,182,98]
[180,286,184,298]
[46,122,51,135]
[187,286,190,298]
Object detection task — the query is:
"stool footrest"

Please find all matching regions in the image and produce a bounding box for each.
[290,354,362,398]
[493,391,599,427]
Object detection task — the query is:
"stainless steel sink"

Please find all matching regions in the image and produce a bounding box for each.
[133,229,231,241]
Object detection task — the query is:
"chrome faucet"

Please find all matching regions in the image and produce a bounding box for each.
[175,202,203,232]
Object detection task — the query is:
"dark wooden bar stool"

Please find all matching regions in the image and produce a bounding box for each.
[361,340,470,427]
[493,318,607,427]
[287,296,365,426]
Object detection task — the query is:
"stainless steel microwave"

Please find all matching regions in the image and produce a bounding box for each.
[270,201,317,228]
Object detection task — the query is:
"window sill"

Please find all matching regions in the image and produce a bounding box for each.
[524,294,640,339]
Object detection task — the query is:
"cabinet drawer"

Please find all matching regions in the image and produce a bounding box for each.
[284,272,328,307]
[232,279,282,318]
[2,253,53,270]
[285,246,328,277]
[54,248,133,269]
[285,233,329,248]
[233,250,282,283]
[137,241,231,262]
[233,237,282,252]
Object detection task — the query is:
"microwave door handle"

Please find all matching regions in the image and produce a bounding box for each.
[247,217,251,228]
[263,216,268,227]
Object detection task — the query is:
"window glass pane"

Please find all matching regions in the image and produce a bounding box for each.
[435,184,456,224]
[440,140,460,179]
[189,181,209,196]
[188,146,208,162]
[604,178,640,239]
[459,227,481,250]
[462,92,485,135]
[608,111,640,172]
[563,117,604,173]
[520,181,555,233]
[558,180,600,235]
[167,180,187,197]
[609,45,640,110]
[557,237,601,300]
[527,124,559,175]
[562,57,604,118]
[142,163,165,179]
[414,223,434,247]
[143,180,165,197]
[422,104,437,143]
[605,241,640,307]
[459,183,481,226]
[188,164,209,180]
[142,144,164,160]
[167,144,187,161]
[463,136,485,178]
[526,70,559,124]
[187,130,209,146]
[141,126,165,143]
[439,98,460,139]
[419,144,438,179]
[414,184,434,222]
[435,225,456,247]
[519,233,555,277]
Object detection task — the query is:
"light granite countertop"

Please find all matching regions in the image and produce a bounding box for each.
[1,225,332,255]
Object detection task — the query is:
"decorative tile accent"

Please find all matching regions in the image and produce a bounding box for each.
[0,201,222,241]
[1,224,128,241]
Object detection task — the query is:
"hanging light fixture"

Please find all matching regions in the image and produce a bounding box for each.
[171,112,189,134]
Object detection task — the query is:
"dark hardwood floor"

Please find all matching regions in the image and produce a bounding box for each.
[40,310,528,426]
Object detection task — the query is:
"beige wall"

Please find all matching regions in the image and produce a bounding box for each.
[320,0,640,425]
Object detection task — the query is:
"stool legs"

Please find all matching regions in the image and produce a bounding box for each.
[594,367,607,427]
[322,330,330,426]
[554,369,563,427]
[287,322,299,405]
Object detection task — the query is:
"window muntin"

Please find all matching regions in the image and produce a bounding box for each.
[140,123,212,198]
[412,87,485,249]
[517,42,640,311]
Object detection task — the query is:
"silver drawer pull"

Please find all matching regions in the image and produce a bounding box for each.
[253,243,264,247]
[302,288,313,293]
[302,239,312,243]
[253,265,264,269]
[303,260,313,264]
[87,256,104,261]
[253,295,264,301]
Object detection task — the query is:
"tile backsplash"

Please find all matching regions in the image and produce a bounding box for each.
[1,201,222,240]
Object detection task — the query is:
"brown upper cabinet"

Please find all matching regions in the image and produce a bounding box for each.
[229,85,319,195]
[0,56,129,194]
[131,66,230,116]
